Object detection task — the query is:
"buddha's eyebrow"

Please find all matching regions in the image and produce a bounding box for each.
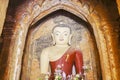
[63,31,69,33]
[54,31,60,33]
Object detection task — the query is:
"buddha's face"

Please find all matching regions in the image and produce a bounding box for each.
[52,27,71,45]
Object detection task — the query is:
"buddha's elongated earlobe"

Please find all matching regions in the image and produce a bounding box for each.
[51,33,56,46]
[68,34,72,46]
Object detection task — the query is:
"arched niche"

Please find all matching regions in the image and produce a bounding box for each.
[20,10,101,80]
[1,0,119,80]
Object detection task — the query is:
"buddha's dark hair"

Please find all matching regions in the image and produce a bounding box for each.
[52,24,72,33]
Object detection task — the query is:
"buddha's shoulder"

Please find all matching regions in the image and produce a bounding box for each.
[42,46,56,52]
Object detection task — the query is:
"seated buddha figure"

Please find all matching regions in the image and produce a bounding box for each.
[40,24,83,78]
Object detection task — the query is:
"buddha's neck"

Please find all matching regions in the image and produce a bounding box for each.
[55,44,70,47]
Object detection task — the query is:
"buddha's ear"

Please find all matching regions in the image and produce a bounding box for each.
[68,34,73,46]
[70,33,73,39]
[51,33,56,45]
[70,34,73,38]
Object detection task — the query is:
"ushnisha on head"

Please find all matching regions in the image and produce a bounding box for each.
[52,24,72,46]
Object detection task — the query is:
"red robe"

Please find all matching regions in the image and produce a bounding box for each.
[49,47,83,78]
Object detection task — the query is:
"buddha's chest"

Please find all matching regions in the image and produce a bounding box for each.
[48,48,71,61]
[49,52,76,75]
[49,50,76,63]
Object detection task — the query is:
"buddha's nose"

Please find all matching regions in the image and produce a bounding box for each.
[59,34,64,39]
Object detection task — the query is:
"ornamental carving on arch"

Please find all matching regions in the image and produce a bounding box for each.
[17,0,93,26]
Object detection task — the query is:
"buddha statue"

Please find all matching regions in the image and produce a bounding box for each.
[40,24,83,79]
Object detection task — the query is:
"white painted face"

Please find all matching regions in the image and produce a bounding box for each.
[53,27,71,45]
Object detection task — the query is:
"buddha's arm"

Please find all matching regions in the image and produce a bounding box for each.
[40,49,49,74]
[75,50,84,74]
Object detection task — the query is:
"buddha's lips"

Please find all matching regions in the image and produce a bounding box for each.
[59,39,64,41]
